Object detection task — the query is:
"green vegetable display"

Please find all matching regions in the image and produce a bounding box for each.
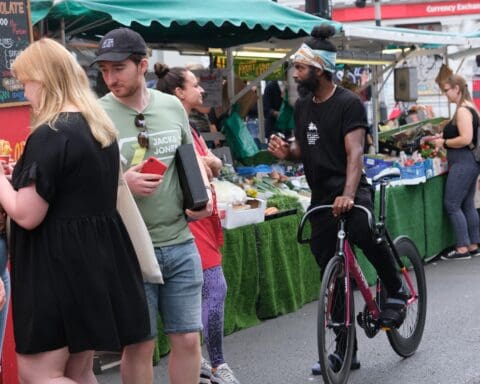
[266,194,304,213]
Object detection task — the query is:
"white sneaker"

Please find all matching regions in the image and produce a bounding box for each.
[200,357,212,384]
[211,363,240,384]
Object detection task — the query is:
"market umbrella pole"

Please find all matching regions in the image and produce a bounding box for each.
[374,0,382,27]
[371,65,380,153]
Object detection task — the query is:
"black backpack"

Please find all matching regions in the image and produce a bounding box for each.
[466,106,480,162]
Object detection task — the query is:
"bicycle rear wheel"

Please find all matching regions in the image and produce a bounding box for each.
[318,255,355,384]
[386,236,427,357]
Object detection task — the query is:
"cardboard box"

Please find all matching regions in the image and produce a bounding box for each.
[423,158,434,179]
[400,162,425,179]
[218,198,266,229]
[432,157,449,176]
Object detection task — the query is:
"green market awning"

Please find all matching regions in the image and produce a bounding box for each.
[31,0,53,25]
[42,0,341,48]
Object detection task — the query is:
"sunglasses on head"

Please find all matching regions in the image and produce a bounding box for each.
[134,113,149,149]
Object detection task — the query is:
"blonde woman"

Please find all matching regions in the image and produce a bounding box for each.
[432,74,480,260]
[0,38,149,383]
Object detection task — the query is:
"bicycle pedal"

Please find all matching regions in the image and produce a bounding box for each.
[356,312,364,327]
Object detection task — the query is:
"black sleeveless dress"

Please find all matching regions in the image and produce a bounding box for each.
[10,112,150,354]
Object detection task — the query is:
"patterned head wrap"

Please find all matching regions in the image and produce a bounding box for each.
[292,43,336,73]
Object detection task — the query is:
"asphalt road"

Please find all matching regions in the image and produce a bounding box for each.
[96,256,480,384]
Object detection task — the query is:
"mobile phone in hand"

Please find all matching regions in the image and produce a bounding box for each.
[140,157,167,176]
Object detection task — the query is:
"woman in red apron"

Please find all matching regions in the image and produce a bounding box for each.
[155,64,240,384]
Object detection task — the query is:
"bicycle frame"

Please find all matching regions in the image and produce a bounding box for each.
[343,236,379,326]
[298,178,419,329]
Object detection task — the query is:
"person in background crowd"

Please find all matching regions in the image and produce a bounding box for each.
[267,25,408,377]
[156,63,241,384]
[263,79,284,139]
[95,28,213,384]
[3,37,150,383]
[0,205,9,364]
[431,74,480,260]
[184,64,222,148]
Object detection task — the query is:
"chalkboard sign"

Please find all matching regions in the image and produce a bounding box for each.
[0,0,33,107]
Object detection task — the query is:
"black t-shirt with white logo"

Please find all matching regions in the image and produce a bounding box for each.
[294,86,369,204]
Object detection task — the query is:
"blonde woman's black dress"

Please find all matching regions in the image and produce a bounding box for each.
[10,112,150,354]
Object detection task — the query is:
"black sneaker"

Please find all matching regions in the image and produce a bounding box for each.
[470,249,480,257]
[379,284,409,328]
[311,354,360,376]
[441,250,471,260]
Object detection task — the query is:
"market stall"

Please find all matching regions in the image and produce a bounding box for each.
[21,0,468,369]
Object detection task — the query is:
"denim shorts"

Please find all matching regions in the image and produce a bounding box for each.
[144,239,203,336]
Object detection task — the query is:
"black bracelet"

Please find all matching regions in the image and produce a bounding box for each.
[444,139,449,149]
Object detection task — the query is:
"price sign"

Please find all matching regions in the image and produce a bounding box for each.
[0,0,33,107]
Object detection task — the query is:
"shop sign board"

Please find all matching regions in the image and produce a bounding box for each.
[407,55,444,96]
[473,78,480,111]
[214,55,284,81]
[333,0,480,22]
[0,0,33,107]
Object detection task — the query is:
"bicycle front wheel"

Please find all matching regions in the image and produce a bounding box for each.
[386,236,427,357]
[318,255,355,384]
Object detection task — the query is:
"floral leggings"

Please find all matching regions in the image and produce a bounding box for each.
[202,266,227,368]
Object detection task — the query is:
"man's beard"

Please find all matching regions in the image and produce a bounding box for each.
[110,81,140,99]
[296,67,319,97]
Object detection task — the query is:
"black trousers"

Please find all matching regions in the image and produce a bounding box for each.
[309,187,401,295]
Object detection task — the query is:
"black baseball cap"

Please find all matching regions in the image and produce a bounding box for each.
[92,28,147,64]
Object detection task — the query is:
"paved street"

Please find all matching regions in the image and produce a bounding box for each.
[97,256,480,384]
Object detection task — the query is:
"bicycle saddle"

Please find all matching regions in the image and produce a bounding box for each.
[372,167,400,182]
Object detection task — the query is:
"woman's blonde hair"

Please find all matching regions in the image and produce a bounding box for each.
[12,38,117,147]
[443,74,480,123]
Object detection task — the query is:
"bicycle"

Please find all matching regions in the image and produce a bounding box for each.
[297,167,427,384]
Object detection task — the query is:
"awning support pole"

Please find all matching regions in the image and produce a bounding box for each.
[60,18,66,46]
[445,46,452,118]
[371,65,380,152]
[374,0,381,26]
[257,89,265,142]
[226,48,235,108]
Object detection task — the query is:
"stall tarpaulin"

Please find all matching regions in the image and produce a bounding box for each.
[40,0,341,48]
[31,0,54,25]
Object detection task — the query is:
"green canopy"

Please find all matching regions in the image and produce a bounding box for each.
[463,31,480,38]
[31,0,54,25]
[42,0,341,48]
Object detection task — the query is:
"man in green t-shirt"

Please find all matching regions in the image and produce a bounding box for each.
[94,27,213,384]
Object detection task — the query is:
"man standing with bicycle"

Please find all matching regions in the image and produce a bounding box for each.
[268,24,408,376]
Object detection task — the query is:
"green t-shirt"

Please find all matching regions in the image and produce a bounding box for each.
[100,89,193,247]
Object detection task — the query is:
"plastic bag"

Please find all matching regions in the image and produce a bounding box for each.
[275,91,295,133]
[221,104,259,160]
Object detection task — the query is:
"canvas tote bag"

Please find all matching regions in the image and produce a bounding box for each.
[117,168,163,284]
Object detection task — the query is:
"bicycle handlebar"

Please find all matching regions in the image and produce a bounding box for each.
[297,204,374,244]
